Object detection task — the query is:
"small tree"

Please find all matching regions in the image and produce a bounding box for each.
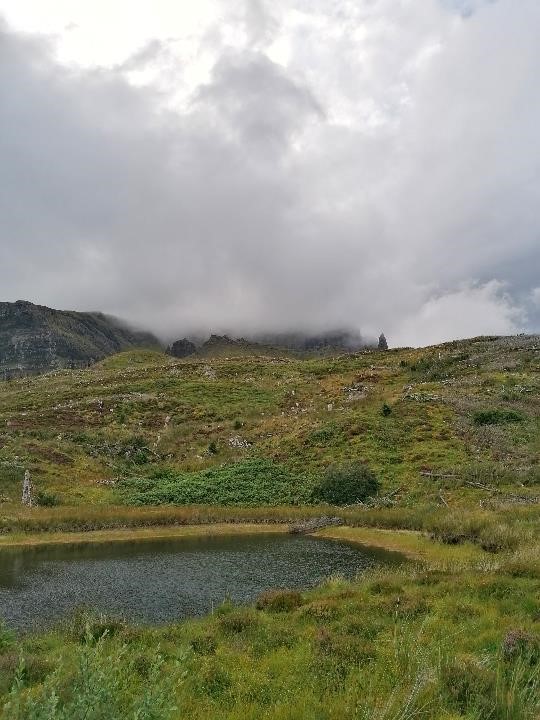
[312,462,380,505]
[378,333,388,351]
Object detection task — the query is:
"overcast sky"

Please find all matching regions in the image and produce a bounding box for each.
[1,0,539,346]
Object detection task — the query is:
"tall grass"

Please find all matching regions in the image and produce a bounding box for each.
[2,504,538,560]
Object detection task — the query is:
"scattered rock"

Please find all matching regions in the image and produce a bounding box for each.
[229,436,252,449]
[289,516,344,534]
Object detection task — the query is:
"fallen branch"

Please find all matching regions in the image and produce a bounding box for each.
[438,492,449,508]
[420,471,458,479]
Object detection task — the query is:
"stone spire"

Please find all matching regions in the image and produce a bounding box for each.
[378,333,388,351]
[21,469,33,506]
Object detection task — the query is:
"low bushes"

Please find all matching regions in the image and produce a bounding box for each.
[62,609,128,644]
[473,409,525,426]
[35,490,59,507]
[119,458,313,506]
[1,639,176,720]
[120,459,382,508]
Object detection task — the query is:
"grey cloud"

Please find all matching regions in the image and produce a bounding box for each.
[1,0,539,346]
[195,52,324,154]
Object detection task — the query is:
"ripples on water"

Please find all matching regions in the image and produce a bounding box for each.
[0,533,402,630]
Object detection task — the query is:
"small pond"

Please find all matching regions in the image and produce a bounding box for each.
[0,533,403,631]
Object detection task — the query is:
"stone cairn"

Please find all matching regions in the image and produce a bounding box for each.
[21,469,33,506]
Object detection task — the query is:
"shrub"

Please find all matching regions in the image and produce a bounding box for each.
[428,513,490,546]
[63,609,128,644]
[473,409,524,426]
[35,490,59,507]
[502,630,540,663]
[478,523,521,553]
[381,403,392,417]
[2,640,177,720]
[119,458,313,506]
[190,634,217,655]
[442,654,495,716]
[312,462,380,505]
[256,589,303,612]
[218,609,258,635]
[307,424,341,446]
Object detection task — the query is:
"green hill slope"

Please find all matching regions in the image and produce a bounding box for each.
[0,334,537,507]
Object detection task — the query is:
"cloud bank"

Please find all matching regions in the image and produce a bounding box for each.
[1,0,539,346]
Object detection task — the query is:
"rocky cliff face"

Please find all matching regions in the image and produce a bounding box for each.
[0,301,160,378]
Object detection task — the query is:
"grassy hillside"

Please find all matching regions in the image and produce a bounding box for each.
[0,334,537,508]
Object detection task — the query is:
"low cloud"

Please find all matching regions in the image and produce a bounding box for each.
[1,0,539,346]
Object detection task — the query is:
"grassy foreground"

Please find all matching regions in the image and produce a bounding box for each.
[1,547,539,719]
[1,509,539,719]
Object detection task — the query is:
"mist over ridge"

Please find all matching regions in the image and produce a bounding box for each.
[1,0,539,346]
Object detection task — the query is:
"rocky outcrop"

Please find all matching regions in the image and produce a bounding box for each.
[168,338,196,358]
[252,330,372,354]
[0,301,160,378]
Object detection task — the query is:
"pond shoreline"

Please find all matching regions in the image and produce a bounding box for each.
[0,520,437,565]
[0,522,290,549]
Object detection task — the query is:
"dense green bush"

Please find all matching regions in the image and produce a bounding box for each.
[35,490,59,507]
[473,409,524,426]
[311,462,380,505]
[119,458,313,506]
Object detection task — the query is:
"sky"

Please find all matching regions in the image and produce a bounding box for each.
[1,0,539,347]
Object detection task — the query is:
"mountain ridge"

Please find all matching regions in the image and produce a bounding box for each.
[0,300,160,378]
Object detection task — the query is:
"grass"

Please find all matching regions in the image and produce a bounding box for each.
[314,525,487,564]
[0,504,332,535]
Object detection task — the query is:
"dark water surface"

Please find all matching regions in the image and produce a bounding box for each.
[0,533,402,631]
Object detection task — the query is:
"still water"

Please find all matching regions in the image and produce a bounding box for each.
[0,533,402,630]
